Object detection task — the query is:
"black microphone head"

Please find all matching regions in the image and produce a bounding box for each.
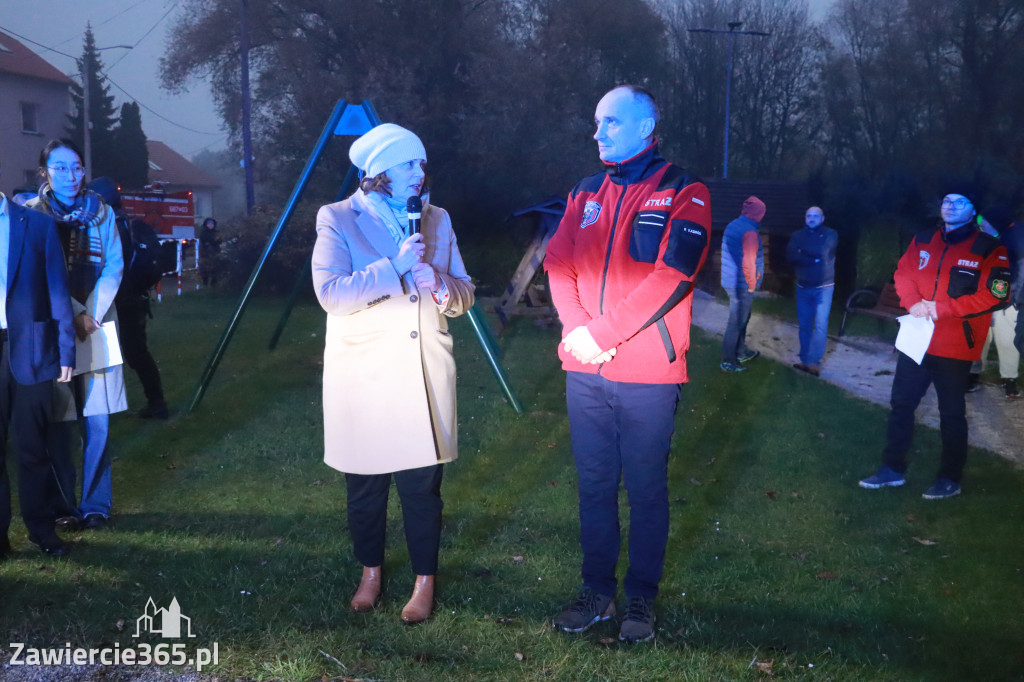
[407,196,422,213]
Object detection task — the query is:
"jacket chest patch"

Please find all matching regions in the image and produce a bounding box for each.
[643,196,672,208]
[918,250,930,269]
[581,201,602,229]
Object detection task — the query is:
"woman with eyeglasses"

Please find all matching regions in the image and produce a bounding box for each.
[26,139,126,530]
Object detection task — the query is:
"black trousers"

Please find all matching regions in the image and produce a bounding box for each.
[0,337,59,541]
[47,420,78,518]
[117,303,165,406]
[345,464,443,575]
[883,352,971,482]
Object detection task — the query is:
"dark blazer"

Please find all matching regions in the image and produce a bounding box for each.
[5,199,75,384]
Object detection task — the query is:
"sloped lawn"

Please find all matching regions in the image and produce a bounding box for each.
[2,292,1021,681]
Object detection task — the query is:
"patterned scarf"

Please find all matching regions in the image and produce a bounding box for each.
[33,184,110,304]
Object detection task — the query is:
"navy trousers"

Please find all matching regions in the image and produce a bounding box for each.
[345,464,444,575]
[566,371,681,600]
[883,352,971,482]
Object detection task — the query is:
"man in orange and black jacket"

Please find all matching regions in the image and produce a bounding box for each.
[860,185,1011,500]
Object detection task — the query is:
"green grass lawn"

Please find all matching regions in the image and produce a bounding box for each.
[2,291,1022,681]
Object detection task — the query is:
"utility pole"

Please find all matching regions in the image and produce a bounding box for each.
[688,22,769,179]
[240,0,256,214]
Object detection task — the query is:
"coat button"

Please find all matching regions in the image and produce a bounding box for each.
[410,331,418,339]
[410,294,418,302]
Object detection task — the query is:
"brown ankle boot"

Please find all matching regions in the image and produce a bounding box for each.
[350,565,381,612]
[400,574,434,624]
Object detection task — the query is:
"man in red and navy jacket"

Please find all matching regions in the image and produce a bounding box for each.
[860,185,1010,500]
[545,85,711,643]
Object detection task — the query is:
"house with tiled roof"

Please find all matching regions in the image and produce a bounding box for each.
[146,139,221,221]
[0,30,73,196]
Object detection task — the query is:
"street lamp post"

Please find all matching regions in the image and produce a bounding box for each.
[688,22,769,179]
[240,0,255,215]
[81,43,132,182]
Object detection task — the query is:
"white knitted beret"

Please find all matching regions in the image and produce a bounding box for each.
[348,123,426,178]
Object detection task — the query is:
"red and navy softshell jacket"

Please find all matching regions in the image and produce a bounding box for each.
[894,222,1011,361]
[546,142,712,384]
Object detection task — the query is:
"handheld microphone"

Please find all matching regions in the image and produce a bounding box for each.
[407,196,422,235]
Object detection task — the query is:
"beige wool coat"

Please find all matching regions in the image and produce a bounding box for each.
[312,190,474,475]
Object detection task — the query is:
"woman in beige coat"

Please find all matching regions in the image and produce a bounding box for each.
[312,124,474,623]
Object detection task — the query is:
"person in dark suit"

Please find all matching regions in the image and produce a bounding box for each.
[0,159,76,558]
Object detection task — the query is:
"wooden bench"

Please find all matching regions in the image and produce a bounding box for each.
[838,282,906,336]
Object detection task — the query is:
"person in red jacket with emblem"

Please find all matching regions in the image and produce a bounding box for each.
[859,185,1011,499]
[545,85,711,643]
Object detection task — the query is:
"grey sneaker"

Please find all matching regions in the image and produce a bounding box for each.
[737,349,760,363]
[618,596,655,643]
[720,361,748,373]
[552,588,615,633]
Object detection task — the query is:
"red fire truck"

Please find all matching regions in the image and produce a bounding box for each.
[121,183,198,298]
[121,184,196,240]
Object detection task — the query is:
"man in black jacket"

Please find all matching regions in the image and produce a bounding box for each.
[88,178,168,419]
[786,206,838,376]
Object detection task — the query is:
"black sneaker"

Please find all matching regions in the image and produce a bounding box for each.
[552,587,615,633]
[1003,379,1020,399]
[29,534,69,557]
[966,373,981,393]
[55,516,82,532]
[138,402,170,419]
[618,596,655,643]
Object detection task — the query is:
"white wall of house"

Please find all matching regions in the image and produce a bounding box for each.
[0,72,71,196]
[192,188,215,221]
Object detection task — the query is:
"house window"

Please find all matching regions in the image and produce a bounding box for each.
[21,102,40,133]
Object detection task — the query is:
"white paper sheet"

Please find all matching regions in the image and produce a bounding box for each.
[73,321,123,376]
[895,314,934,365]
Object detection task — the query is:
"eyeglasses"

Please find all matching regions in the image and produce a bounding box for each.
[48,165,86,177]
[941,197,971,209]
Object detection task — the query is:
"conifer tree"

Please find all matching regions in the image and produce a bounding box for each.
[67,24,119,180]
[115,102,149,189]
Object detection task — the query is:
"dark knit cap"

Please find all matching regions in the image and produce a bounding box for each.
[741,196,766,223]
[940,179,979,210]
[87,176,121,209]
